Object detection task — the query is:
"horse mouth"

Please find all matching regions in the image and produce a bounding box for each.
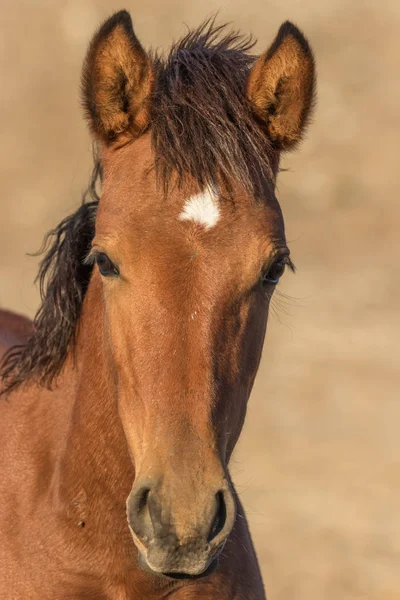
[137,551,219,581]
[162,557,218,580]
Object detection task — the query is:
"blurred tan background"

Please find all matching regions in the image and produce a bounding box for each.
[1,1,399,598]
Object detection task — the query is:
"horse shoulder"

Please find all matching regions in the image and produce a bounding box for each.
[0,309,32,357]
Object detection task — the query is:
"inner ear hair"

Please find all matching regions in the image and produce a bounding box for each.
[247,21,316,151]
[81,10,153,144]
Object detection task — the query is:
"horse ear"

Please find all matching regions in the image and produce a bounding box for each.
[246,22,316,151]
[81,10,153,144]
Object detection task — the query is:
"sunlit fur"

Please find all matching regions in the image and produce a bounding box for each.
[0,11,315,599]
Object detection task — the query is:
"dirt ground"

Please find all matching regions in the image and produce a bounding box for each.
[1,1,399,598]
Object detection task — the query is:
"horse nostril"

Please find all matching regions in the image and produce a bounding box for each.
[207,491,227,543]
[128,485,153,540]
[137,487,150,512]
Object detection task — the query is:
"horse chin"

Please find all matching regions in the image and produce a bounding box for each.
[137,551,219,581]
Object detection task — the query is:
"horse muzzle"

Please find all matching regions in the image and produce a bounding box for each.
[126,476,236,579]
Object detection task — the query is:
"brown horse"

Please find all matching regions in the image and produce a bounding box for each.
[0,11,315,600]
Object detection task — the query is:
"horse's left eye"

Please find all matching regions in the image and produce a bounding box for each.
[262,259,286,285]
[96,252,119,277]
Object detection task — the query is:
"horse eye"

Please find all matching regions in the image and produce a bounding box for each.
[95,252,119,277]
[262,259,286,285]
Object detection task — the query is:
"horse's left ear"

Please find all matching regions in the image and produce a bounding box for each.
[246,22,316,151]
[81,10,153,144]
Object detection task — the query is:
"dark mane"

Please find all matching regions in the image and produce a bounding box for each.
[151,20,273,193]
[1,21,273,395]
[0,159,101,395]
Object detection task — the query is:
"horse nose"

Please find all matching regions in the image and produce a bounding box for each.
[207,490,230,543]
[127,484,154,542]
[126,479,236,577]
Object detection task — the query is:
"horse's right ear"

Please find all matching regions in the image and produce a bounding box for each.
[81,10,153,145]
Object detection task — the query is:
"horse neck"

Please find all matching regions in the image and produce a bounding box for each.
[56,276,134,516]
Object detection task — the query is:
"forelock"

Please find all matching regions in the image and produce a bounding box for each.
[150,20,274,195]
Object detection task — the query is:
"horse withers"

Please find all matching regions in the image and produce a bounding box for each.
[0,11,315,599]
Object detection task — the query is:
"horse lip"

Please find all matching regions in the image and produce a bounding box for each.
[162,557,218,580]
[137,550,219,581]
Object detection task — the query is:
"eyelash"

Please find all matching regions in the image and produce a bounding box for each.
[85,251,120,277]
[261,255,295,286]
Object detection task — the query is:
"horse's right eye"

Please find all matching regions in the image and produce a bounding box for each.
[95,252,119,277]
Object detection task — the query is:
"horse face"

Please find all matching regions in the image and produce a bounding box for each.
[89,137,288,576]
[82,10,314,580]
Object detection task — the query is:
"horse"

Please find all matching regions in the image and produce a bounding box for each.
[0,11,315,599]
